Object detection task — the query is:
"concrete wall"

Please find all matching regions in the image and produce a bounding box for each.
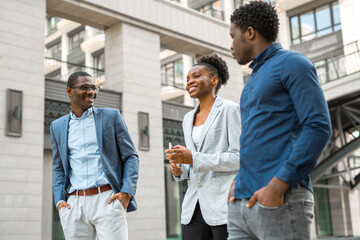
[0,0,46,239]
[328,177,353,236]
[339,0,360,45]
[105,22,166,240]
[349,189,360,235]
[216,52,244,105]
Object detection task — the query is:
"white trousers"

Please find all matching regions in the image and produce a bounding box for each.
[59,190,128,240]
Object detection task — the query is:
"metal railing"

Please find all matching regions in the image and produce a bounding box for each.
[44,57,105,86]
[314,41,360,84]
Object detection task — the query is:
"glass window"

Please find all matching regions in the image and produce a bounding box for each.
[47,17,59,35]
[199,0,224,20]
[234,0,251,8]
[332,1,341,28]
[314,60,327,84]
[314,182,332,236]
[46,42,61,60]
[69,30,85,52]
[316,5,331,32]
[163,119,187,239]
[174,59,183,88]
[290,16,300,41]
[161,59,183,88]
[161,65,167,86]
[93,53,105,70]
[290,1,341,44]
[300,11,315,36]
[166,62,175,85]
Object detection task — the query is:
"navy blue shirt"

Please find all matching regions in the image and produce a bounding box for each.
[234,43,332,199]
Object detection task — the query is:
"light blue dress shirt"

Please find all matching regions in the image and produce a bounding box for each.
[67,107,109,194]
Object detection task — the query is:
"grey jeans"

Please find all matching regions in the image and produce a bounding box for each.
[227,186,314,240]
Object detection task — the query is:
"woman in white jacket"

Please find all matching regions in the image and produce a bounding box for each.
[165,54,241,240]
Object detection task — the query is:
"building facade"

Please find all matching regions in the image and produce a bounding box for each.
[1,0,360,239]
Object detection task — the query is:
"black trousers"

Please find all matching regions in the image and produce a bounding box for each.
[182,202,228,240]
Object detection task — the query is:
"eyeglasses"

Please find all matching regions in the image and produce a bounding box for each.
[70,84,100,93]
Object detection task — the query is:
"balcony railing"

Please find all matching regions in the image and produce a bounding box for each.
[314,41,360,84]
[44,57,105,86]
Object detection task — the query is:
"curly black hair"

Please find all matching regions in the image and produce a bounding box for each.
[230,1,279,42]
[195,54,230,94]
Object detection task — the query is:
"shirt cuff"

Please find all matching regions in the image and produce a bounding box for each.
[275,166,299,188]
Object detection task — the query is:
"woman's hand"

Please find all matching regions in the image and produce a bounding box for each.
[170,163,183,176]
[165,145,193,164]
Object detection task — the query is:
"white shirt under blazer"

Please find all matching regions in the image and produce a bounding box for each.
[175,96,241,226]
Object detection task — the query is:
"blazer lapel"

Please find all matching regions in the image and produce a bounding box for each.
[198,97,224,151]
[184,107,197,152]
[60,115,70,171]
[93,107,103,154]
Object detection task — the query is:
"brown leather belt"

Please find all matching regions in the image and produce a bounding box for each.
[70,184,112,196]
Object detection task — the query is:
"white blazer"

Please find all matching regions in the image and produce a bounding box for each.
[176,96,241,226]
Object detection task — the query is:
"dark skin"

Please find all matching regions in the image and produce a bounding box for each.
[229,22,290,208]
[57,76,130,211]
[165,65,219,175]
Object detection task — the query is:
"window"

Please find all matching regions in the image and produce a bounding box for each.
[290,1,341,44]
[163,119,187,240]
[199,0,224,20]
[267,0,276,4]
[234,0,273,9]
[93,52,105,71]
[314,181,332,236]
[69,30,85,52]
[46,41,61,60]
[92,51,105,85]
[161,59,183,88]
[47,16,59,35]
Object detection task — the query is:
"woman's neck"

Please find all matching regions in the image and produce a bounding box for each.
[198,94,216,113]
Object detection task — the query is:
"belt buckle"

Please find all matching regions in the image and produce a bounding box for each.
[83,190,86,196]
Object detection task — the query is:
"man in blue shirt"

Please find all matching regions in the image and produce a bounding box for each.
[51,71,139,239]
[227,2,332,240]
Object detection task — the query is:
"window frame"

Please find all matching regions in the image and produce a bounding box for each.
[289,1,341,45]
[68,26,85,52]
[161,58,184,89]
[198,0,224,20]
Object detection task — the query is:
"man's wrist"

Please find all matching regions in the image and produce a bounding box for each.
[56,200,64,209]
[121,192,132,200]
[267,177,290,196]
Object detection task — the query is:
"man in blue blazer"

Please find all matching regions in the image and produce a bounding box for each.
[51,71,139,240]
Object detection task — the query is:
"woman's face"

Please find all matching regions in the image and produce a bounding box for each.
[186,65,217,99]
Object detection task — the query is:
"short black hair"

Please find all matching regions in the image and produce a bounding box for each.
[67,71,92,87]
[230,1,279,42]
[195,53,230,94]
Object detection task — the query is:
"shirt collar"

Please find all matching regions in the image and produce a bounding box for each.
[70,107,94,120]
[249,43,282,70]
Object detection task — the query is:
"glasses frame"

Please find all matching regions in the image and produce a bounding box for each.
[70,84,100,93]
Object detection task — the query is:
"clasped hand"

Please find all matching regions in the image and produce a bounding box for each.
[165,145,193,176]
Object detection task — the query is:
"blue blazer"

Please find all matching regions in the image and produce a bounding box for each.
[50,107,139,212]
